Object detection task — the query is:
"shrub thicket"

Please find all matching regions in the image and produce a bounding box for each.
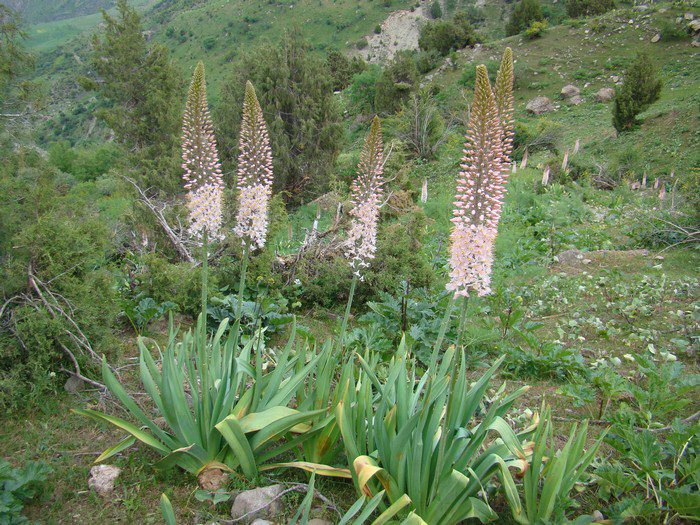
[418,13,479,56]
[565,0,615,18]
[506,0,544,36]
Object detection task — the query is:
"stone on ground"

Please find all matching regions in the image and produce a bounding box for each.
[88,465,121,495]
[526,96,555,115]
[230,485,285,524]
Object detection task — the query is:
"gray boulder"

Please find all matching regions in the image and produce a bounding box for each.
[526,96,555,115]
[560,84,580,100]
[594,87,615,102]
[230,485,285,524]
[88,465,121,495]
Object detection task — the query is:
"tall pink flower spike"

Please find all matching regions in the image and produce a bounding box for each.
[182,61,224,241]
[234,81,274,250]
[447,49,514,297]
[346,116,384,280]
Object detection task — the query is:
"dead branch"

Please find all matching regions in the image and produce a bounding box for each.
[122,176,194,262]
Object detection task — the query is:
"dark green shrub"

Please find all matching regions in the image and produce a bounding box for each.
[658,19,688,41]
[326,50,367,91]
[612,53,662,132]
[506,0,544,36]
[430,1,442,19]
[415,49,441,74]
[418,16,478,56]
[565,0,615,18]
[346,66,381,115]
[374,51,418,114]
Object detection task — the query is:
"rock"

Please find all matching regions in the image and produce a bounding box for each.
[560,84,580,100]
[569,95,584,105]
[651,33,661,42]
[230,485,285,524]
[308,520,333,525]
[611,75,620,83]
[64,375,84,393]
[556,249,584,265]
[592,510,605,521]
[88,465,121,495]
[689,19,700,33]
[684,12,695,20]
[526,96,555,115]
[250,521,273,525]
[594,87,615,102]
[693,38,700,47]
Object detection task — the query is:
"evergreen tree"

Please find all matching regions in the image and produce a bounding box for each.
[86,0,182,156]
[612,53,662,132]
[217,30,342,202]
[506,0,544,36]
[430,1,443,19]
[0,5,40,126]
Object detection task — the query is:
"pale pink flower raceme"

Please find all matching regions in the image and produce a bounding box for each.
[234,81,274,250]
[182,62,224,241]
[447,49,514,298]
[346,116,384,280]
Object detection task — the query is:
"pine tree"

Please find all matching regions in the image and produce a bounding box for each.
[87,0,182,156]
[612,53,662,132]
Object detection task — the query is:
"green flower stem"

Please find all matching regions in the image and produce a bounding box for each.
[199,231,210,439]
[456,295,470,349]
[430,293,456,370]
[237,243,250,321]
[340,273,358,349]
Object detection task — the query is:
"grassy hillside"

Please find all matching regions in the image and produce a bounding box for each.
[5,0,113,24]
[431,3,700,182]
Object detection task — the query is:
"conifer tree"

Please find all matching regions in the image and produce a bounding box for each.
[217,30,342,202]
[612,53,662,132]
[87,0,182,156]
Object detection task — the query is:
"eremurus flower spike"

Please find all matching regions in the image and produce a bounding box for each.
[182,61,224,241]
[447,63,510,297]
[345,115,384,280]
[234,80,274,250]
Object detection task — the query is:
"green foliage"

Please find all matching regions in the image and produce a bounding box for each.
[47,141,123,181]
[414,49,441,74]
[504,406,606,524]
[374,51,419,114]
[346,66,381,115]
[430,1,442,19]
[121,296,177,335]
[86,0,182,157]
[658,18,689,42]
[597,422,699,522]
[524,20,548,39]
[326,50,367,92]
[0,459,52,524]
[217,29,343,202]
[139,254,208,318]
[565,0,615,19]
[506,0,544,36]
[76,317,335,479]
[612,53,662,132]
[0,158,120,413]
[418,15,479,56]
[337,347,529,522]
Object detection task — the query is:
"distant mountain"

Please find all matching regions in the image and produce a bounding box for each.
[4,0,114,24]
